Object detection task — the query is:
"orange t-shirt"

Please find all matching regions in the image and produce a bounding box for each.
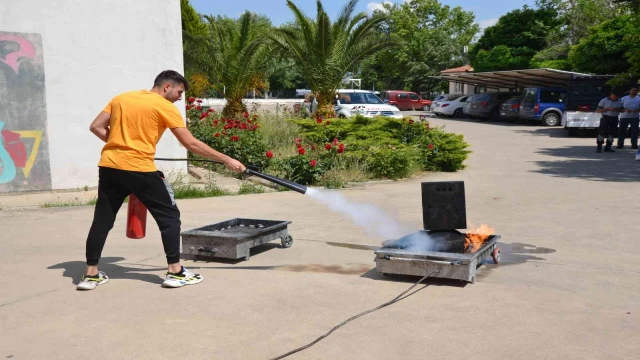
[98,90,185,172]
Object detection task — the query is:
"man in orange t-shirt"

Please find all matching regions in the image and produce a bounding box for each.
[77,70,245,290]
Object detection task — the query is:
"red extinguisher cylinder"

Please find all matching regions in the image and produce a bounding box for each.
[126,194,147,239]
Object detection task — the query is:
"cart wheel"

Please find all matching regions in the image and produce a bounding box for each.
[492,247,501,264]
[281,235,293,248]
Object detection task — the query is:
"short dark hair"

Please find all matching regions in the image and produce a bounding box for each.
[153,70,190,91]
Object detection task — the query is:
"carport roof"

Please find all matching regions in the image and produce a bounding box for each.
[432,68,609,90]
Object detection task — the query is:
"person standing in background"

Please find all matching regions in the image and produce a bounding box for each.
[618,86,640,150]
[596,90,623,153]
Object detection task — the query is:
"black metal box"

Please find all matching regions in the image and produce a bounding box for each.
[421,181,466,230]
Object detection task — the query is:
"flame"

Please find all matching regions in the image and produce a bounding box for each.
[465,223,495,253]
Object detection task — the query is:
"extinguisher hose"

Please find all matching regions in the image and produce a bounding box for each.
[154,158,307,194]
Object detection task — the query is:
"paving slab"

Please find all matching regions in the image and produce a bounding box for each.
[0,115,638,360]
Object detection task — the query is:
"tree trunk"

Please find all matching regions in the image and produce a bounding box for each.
[222,96,247,118]
[315,90,337,118]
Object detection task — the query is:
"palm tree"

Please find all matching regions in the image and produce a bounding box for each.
[196,12,270,117]
[269,0,392,117]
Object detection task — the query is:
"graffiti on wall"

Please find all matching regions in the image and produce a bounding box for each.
[0,32,51,192]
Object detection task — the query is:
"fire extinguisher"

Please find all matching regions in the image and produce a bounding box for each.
[126,194,147,239]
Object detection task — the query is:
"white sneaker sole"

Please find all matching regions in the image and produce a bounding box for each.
[162,277,203,288]
[76,277,109,290]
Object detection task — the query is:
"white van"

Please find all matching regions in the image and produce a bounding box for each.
[306,89,403,119]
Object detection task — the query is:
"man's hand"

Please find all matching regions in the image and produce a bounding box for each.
[224,158,246,173]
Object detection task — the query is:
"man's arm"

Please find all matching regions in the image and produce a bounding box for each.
[170,127,246,173]
[89,111,111,143]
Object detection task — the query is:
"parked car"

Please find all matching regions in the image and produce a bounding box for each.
[431,94,472,117]
[306,89,403,119]
[498,96,522,122]
[519,87,567,126]
[467,91,520,120]
[382,91,432,111]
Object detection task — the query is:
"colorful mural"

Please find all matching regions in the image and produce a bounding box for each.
[0,32,51,192]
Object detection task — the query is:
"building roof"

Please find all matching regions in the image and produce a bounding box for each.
[441,65,474,74]
[432,68,608,90]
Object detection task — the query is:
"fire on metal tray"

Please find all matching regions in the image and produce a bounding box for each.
[374,181,501,284]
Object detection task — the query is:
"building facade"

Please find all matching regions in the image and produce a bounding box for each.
[0,0,187,193]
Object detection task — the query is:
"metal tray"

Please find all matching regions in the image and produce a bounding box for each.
[180,218,292,261]
[374,232,501,283]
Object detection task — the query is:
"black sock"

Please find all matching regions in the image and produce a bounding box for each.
[170,266,184,275]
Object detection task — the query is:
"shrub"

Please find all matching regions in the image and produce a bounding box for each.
[365,146,415,180]
[186,105,269,170]
[418,129,471,172]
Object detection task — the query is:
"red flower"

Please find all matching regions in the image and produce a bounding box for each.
[428,143,434,149]
[199,113,208,120]
[325,144,332,150]
[196,106,202,110]
[409,119,414,124]
[266,151,274,158]
[240,123,248,130]
[310,159,317,167]
[186,105,192,110]
[230,135,240,141]
[188,97,195,103]
[213,120,219,126]
[251,125,258,131]
[197,99,203,103]
[224,124,232,130]
[209,108,216,113]
[311,145,316,150]
[298,147,306,155]
[295,138,301,145]
[333,138,339,145]
[316,118,323,124]
[214,133,221,138]
[243,112,249,118]
[337,144,345,154]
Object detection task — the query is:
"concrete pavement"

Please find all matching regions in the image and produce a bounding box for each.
[0,115,638,360]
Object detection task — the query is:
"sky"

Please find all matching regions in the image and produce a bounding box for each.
[190,0,537,32]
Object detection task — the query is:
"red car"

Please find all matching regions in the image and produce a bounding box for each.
[382,91,432,111]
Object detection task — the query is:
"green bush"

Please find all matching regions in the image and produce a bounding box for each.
[186,105,471,186]
[418,129,471,172]
[365,146,415,179]
[187,108,270,170]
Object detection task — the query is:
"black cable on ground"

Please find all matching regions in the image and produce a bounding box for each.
[269,272,435,360]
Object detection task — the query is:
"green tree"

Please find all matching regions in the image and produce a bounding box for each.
[181,0,210,96]
[532,0,628,70]
[569,14,637,76]
[361,0,478,95]
[197,12,271,117]
[470,5,561,71]
[269,0,392,117]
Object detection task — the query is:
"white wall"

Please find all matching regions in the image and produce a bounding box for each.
[0,0,187,191]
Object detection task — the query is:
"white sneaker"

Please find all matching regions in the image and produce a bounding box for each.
[77,271,109,290]
[636,154,640,161]
[162,267,203,288]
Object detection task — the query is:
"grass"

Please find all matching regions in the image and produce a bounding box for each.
[237,182,266,194]
[257,112,303,158]
[43,197,98,208]
[172,184,230,199]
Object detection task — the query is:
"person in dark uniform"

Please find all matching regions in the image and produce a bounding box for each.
[596,90,623,153]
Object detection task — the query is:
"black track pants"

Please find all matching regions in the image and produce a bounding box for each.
[86,167,181,266]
